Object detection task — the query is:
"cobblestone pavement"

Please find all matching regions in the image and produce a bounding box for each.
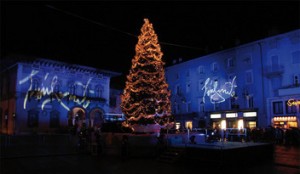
[1,135,299,174]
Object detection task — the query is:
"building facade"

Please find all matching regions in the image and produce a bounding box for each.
[165,29,300,130]
[0,58,122,135]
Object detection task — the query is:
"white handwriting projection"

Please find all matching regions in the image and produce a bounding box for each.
[21,70,98,111]
[202,76,237,104]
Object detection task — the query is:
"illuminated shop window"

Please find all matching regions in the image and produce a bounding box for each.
[288,122,298,128]
[273,101,283,114]
[247,121,256,129]
[220,120,226,129]
[185,121,192,130]
[243,112,257,117]
[238,119,244,129]
[210,114,221,119]
[175,122,180,130]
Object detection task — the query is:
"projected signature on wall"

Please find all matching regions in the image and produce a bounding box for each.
[20,70,97,111]
[202,76,237,104]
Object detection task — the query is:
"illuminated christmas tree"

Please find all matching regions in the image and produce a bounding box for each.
[121,18,174,132]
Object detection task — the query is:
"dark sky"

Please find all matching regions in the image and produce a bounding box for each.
[2,1,300,89]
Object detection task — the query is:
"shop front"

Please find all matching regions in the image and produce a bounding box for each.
[272,116,298,128]
[209,109,258,130]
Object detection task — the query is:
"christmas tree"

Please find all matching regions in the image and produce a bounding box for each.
[121,18,174,132]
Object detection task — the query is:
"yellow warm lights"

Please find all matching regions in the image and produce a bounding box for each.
[287,99,300,106]
[120,18,173,129]
[273,116,297,122]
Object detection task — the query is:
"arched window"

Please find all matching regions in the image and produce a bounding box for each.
[54,84,60,93]
[27,109,39,128]
[68,82,76,95]
[95,85,104,98]
[32,78,39,91]
[50,110,60,128]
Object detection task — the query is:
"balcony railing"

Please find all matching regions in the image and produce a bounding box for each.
[264,65,284,78]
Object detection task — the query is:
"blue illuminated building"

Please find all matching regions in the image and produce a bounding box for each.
[166,29,300,130]
[0,58,123,135]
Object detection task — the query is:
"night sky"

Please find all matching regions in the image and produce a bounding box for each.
[2,1,300,89]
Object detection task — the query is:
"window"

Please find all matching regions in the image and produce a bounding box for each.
[54,84,60,93]
[186,82,191,93]
[228,74,235,81]
[32,79,39,91]
[212,62,218,72]
[198,66,204,74]
[292,51,300,64]
[68,83,76,95]
[186,70,190,77]
[243,56,252,65]
[176,73,179,80]
[198,79,204,92]
[174,103,179,114]
[175,85,180,95]
[273,101,283,114]
[185,121,193,130]
[96,85,104,98]
[249,96,254,108]
[245,70,253,84]
[227,58,234,68]
[294,75,299,86]
[50,111,60,128]
[286,100,297,114]
[110,96,117,107]
[187,102,191,113]
[85,86,90,97]
[198,99,205,113]
[271,55,279,70]
[27,110,39,128]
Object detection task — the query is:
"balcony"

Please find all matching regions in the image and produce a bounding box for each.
[264,65,284,78]
[278,86,300,96]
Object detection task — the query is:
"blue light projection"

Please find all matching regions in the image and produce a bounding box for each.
[202,76,237,104]
[19,70,97,111]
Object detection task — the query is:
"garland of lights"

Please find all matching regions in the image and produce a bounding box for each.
[121,18,174,131]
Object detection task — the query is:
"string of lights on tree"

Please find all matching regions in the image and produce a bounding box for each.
[121,18,174,130]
